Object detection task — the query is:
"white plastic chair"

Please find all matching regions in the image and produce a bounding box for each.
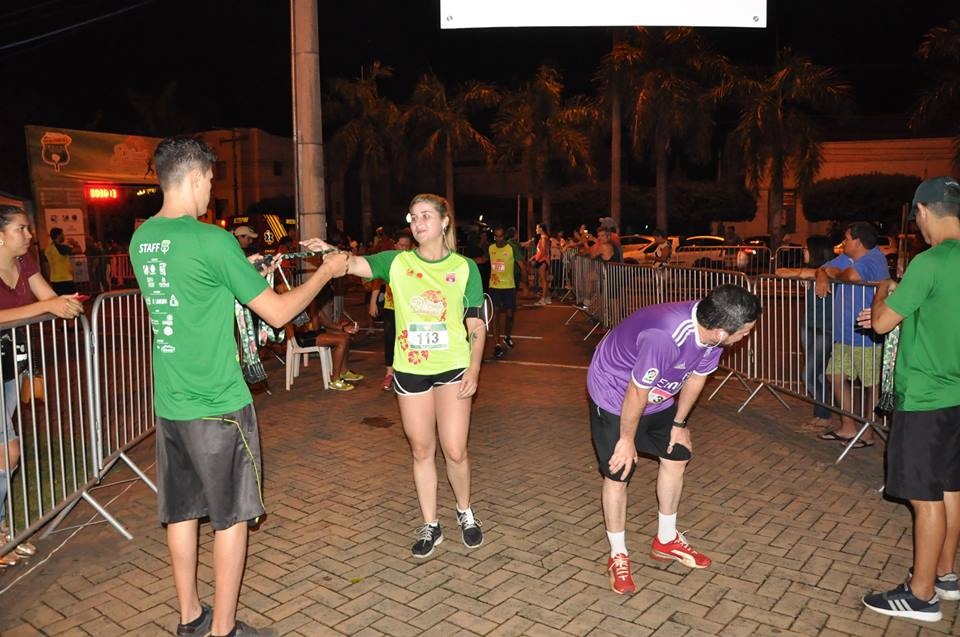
[284,337,333,391]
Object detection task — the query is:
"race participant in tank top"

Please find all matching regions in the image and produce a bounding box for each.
[304,194,486,559]
[488,225,518,359]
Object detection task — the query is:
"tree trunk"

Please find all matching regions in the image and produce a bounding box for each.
[610,89,622,231]
[654,130,669,232]
[444,136,455,214]
[526,194,535,240]
[767,153,786,252]
[541,190,552,231]
[360,156,373,243]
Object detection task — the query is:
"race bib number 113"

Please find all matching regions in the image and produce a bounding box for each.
[408,322,449,350]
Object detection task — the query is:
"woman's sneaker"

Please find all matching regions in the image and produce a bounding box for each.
[328,379,355,391]
[863,583,941,622]
[456,508,483,548]
[175,604,212,636]
[411,523,443,558]
[340,370,364,382]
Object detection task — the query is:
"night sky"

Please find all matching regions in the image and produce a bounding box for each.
[0,0,956,196]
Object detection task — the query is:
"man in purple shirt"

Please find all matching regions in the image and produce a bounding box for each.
[587,284,761,595]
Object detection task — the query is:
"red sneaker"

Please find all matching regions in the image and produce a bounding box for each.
[651,531,711,569]
[607,553,636,595]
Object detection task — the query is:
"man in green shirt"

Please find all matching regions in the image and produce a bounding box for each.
[860,176,960,623]
[130,137,347,637]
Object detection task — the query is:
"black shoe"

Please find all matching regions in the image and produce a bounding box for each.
[457,508,484,548]
[411,523,443,558]
[862,583,941,622]
[175,604,212,636]
[504,336,515,349]
[494,344,505,359]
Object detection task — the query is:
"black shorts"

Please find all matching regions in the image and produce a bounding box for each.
[394,368,465,395]
[589,398,692,483]
[489,288,517,310]
[886,406,960,501]
[156,403,265,530]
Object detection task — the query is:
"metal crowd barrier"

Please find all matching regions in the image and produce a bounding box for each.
[745,276,886,461]
[88,291,157,494]
[0,314,128,558]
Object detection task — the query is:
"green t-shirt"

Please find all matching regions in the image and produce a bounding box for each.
[884,239,960,411]
[129,215,269,420]
[366,249,483,374]
[488,242,516,289]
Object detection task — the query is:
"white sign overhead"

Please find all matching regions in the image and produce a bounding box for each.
[440,0,766,29]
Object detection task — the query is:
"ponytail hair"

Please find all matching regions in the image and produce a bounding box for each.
[409,193,456,252]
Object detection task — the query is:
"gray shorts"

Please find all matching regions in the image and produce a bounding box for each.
[156,403,265,530]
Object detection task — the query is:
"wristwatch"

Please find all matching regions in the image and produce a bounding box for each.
[672,419,688,429]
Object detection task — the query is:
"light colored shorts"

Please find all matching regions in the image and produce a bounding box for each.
[825,342,882,386]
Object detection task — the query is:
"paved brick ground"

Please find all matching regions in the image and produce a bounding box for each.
[0,297,957,636]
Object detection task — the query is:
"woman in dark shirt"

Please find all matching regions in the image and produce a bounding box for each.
[0,205,84,567]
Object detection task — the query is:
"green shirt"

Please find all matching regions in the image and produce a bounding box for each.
[884,239,960,411]
[366,249,483,374]
[129,215,269,420]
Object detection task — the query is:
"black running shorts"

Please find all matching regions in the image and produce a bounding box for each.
[886,406,960,501]
[590,398,692,482]
[156,403,265,530]
[489,288,517,311]
[393,368,465,395]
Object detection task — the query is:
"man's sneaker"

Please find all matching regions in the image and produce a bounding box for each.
[211,620,278,637]
[863,583,942,622]
[907,568,960,601]
[456,508,484,548]
[607,553,637,595]
[340,370,364,382]
[493,344,505,359]
[651,531,711,569]
[411,523,443,558]
[503,336,515,349]
[175,604,212,636]
[328,379,355,391]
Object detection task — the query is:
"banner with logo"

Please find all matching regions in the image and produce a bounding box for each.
[25,126,162,186]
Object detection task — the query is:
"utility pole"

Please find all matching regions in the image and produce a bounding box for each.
[290,0,327,241]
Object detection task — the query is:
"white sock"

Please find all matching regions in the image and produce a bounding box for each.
[657,512,677,544]
[456,505,471,515]
[606,530,627,557]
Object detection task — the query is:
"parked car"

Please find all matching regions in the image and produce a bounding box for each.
[621,234,679,263]
[672,235,729,268]
[619,234,655,262]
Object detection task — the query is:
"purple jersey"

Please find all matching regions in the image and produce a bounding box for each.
[587,301,723,415]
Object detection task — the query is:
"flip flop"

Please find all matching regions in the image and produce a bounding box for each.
[817,431,853,442]
[850,439,875,449]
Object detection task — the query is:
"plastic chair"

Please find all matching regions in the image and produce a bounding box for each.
[284,335,333,391]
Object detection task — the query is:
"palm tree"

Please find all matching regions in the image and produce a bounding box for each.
[325,61,401,241]
[910,19,960,166]
[734,49,850,241]
[493,65,597,234]
[602,28,734,233]
[404,73,499,214]
[594,30,629,231]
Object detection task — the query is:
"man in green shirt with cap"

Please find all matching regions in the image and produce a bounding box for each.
[859,176,960,623]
